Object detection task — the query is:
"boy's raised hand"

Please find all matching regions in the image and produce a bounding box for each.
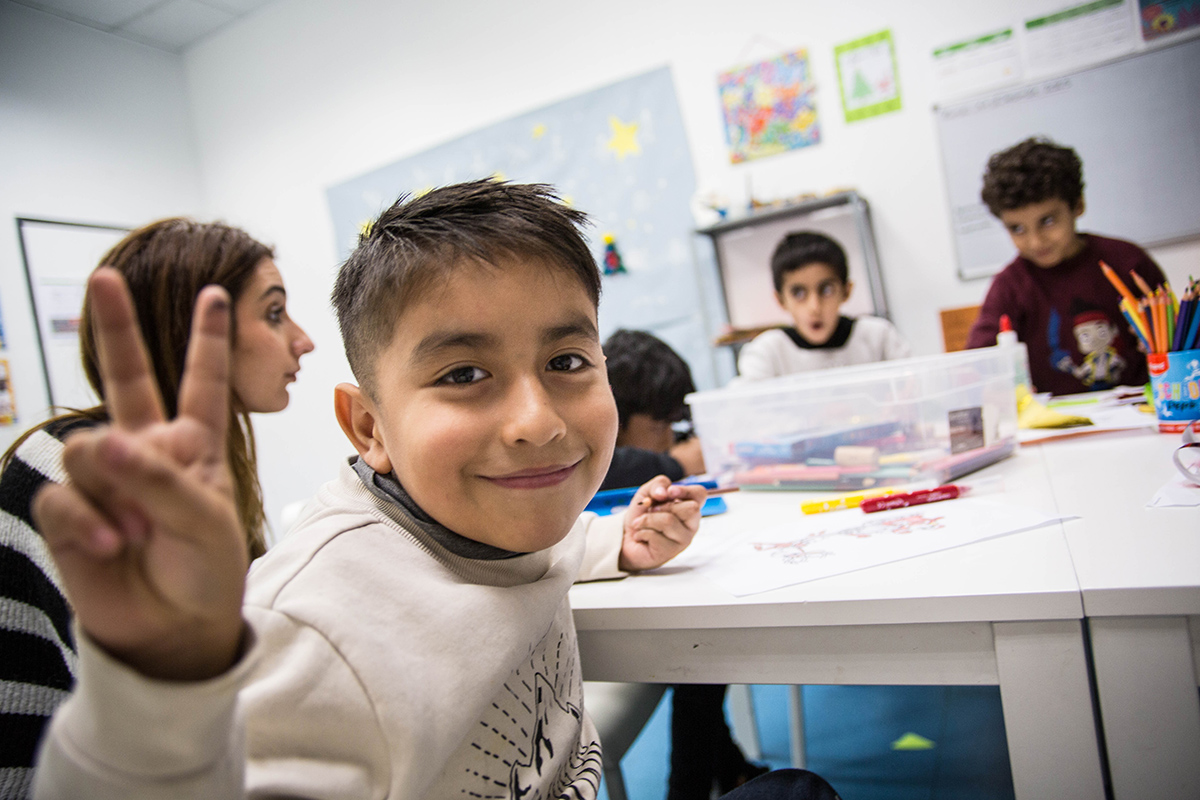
[32,268,248,681]
[617,475,704,572]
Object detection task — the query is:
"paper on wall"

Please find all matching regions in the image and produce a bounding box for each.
[1023,0,1139,78]
[931,29,1022,102]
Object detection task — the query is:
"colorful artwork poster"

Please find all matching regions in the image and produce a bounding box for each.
[1140,0,1200,39]
[834,29,902,123]
[717,50,820,164]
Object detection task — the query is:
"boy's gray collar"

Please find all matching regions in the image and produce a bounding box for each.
[350,457,519,560]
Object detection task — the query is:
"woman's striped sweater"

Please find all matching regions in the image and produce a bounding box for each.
[0,420,92,800]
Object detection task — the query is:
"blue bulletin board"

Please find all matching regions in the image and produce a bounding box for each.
[326,67,731,390]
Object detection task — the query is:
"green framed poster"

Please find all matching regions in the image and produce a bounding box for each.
[834,29,903,123]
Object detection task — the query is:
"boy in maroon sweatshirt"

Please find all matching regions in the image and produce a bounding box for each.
[966,137,1166,395]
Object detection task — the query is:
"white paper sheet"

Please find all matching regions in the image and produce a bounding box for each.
[690,498,1069,597]
[1148,475,1200,507]
[1023,0,1138,78]
[932,28,1022,102]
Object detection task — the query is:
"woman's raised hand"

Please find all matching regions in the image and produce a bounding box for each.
[32,268,248,681]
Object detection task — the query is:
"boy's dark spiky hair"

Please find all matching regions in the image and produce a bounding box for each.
[331,179,601,395]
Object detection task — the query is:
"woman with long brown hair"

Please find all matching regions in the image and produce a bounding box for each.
[0,218,313,798]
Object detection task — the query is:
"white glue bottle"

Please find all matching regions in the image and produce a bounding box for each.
[996,314,1031,392]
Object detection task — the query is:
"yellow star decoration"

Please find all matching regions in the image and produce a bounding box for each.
[607,116,641,160]
[532,123,547,139]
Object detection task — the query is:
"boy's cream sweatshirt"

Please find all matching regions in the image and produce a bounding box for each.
[34,462,626,799]
[736,315,910,381]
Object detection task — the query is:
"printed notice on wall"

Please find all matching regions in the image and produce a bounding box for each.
[834,29,903,123]
[36,281,86,341]
[931,29,1022,102]
[1024,0,1139,77]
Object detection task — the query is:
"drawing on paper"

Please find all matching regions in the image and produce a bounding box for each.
[751,512,946,564]
[834,29,902,123]
[685,498,1070,598]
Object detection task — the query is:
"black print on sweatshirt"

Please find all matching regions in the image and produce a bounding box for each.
[461,630,602,799]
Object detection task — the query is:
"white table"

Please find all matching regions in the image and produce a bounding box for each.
[1034,429,1200,800]
[571,445,1107,800]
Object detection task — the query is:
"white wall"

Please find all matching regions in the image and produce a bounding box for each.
[178,0,1198,532]
[0,2,203,453]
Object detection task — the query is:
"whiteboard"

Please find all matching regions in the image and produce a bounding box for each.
[935,36,1200,280]
[18,219,130,410]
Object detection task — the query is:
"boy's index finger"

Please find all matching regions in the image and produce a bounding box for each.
[177,286,232,443]
[89,268,167,430]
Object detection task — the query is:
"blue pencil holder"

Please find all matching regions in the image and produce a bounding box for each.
[1148,349,1200,433]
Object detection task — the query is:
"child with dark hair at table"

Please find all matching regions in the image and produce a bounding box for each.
[601,328,704,490]
[737,231,908,381]
[600,329,771,799]
[966,137,1167,394]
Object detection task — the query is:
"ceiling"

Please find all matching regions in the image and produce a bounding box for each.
[13,0,277,53]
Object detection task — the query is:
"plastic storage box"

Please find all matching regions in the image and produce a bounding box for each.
[688,348,1018,490]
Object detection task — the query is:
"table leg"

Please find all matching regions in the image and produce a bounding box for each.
[1088,616,1200,800]
[993,620,1107,800]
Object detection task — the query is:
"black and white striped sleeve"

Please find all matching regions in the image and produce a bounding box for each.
[1,422,90,799]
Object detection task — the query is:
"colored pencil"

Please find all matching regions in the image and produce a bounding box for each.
[638,484,739,509]
[1165,279,1179,311]
[1170,295,1187,351]
[1099,261,1139,306]
[1178,294,1196,350]
[1140,298,1158,354]
[1186,293,1200,350]
[1155,292,1168,353]
[1130,270,1154,298]
[1162,291,1173,353]
[1165,288,1176,349]
[1120,298,1151,348]
[1120,301,1152,353]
